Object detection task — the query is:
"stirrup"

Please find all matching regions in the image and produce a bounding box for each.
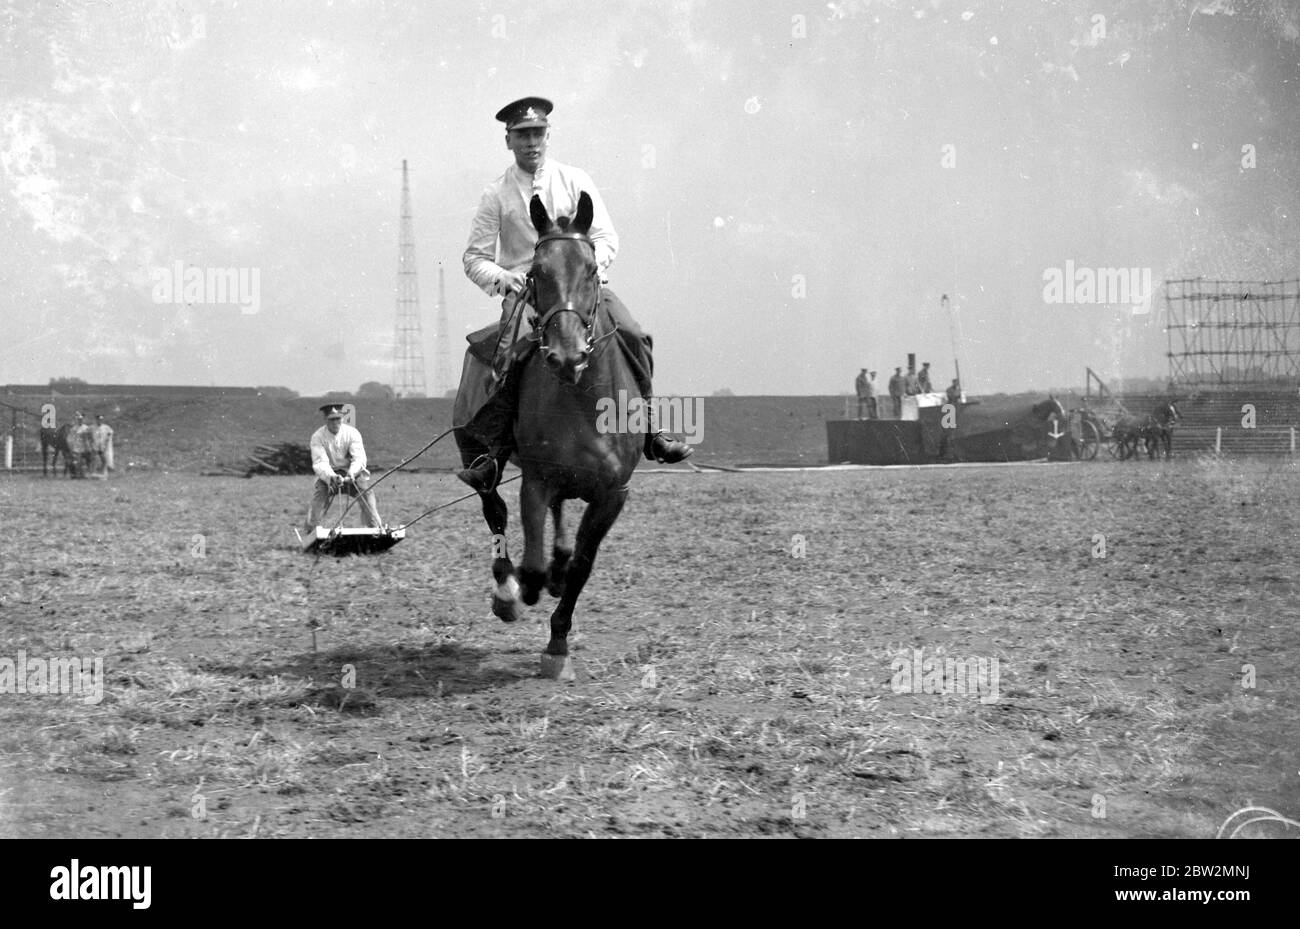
[456,454,499,493]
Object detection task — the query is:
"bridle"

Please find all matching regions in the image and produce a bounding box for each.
[526,230,614,370]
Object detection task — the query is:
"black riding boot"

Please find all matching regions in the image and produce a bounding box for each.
[456,364,522,493]
[608,323,693,464]
[645,429,693,463]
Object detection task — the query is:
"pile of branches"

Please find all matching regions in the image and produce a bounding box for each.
[216,442,315,476]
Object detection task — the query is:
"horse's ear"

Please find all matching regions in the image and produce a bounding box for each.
[530,195,552,235]
[574,191,593,235]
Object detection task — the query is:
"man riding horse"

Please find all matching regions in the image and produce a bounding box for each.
[457,96,692,492]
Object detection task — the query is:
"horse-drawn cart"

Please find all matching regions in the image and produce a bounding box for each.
[1072,407,1127,460]
[1070,368,1132,460]
[1070,385,1180,461]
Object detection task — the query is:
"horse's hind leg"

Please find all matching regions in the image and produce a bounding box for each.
[546,499,572,598]
[541,488,628,678]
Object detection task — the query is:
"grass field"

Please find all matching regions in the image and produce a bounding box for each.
[1,458,1298,837]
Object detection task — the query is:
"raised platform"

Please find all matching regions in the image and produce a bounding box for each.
[826,418,1021,465]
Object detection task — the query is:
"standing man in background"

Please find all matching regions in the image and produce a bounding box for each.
[92,414,114,479]
[854,368,871,419]
[918,362,933,393]
[904,365,922,397]
[888,367,904,419]
[73,412,94,478]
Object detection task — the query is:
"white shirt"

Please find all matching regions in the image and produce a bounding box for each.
[92,423,114,450]
[463,158,618,297]
[310,423,368,481]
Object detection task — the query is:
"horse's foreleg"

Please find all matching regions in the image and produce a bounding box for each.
[517,477,551,607]
[543,488,628,665]
[547,499,572,598]
[481,489,522,623]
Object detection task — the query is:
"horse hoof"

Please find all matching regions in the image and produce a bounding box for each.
[491,575,523,622]
[539,653,576,681]
[492,596,523,623]
[519,568,546,606]
[546,579,566,599]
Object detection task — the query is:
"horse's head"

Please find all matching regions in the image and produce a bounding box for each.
[529,192,599,385]
[1032,395,1066,421]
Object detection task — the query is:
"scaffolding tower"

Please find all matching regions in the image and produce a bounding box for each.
[1165,278,1300,389]
[393,159,427,398]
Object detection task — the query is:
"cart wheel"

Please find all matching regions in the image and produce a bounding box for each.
[1079,420,1100,460]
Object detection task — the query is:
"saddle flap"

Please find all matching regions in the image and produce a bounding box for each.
[466,322,501,366]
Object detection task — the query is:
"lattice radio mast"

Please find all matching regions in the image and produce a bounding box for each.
[434,265,453,397]
[393,159,427,397]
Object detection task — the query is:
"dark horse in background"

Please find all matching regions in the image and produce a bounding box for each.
[40,423,76,477]
[1032,396,1067,426]
[454,192,642,679]
[1030,396,1069,455]
[1113,400,1180,460]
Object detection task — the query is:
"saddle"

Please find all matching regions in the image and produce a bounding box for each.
[465,321,539,377]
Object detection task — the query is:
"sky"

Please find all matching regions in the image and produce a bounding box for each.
[2,0,1298,397]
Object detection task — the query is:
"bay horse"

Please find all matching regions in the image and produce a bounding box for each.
[1113,400,1180,460]
[40,424,76,477]
[454,192,642,679]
